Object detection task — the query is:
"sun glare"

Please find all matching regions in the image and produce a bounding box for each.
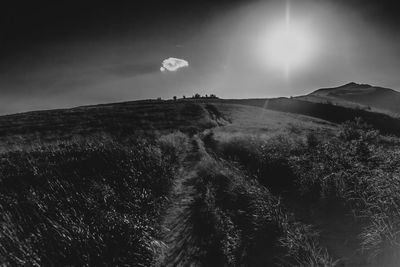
[258,2,317,78]
[267,25,314,73]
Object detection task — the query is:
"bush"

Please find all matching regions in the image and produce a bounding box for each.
[158,131,190,163]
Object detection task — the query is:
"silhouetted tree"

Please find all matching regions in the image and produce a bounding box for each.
[173,96,177,101]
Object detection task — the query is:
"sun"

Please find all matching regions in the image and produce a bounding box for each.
[257,3,317,77]
[266,24,314,73]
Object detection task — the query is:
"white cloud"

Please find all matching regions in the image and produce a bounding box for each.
[160,57,189,72]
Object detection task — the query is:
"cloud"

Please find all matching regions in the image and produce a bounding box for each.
[160,57,189,72]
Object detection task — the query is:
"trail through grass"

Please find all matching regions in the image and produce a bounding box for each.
[157,138,205,266]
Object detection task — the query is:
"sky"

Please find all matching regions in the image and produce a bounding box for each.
[1,0,400,114]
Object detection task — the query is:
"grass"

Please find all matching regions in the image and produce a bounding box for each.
[0,137,178,266]
[191,156,336,266]
[214,98,400,136]
[202,118,400,265]
[0,101,223,150]
[291,120,400,265]
[3,99,400,266]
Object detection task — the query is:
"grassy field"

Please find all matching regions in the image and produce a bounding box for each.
[220,98,400,136]
[1,100,400,266]
[0,101,225,152]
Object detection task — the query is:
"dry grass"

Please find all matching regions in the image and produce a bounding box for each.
[201,118,400,265]
[191,147,336,266]
[3,99,400,266]
[0,137,178,266]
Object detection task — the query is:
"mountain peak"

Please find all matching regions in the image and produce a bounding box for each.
[307,82,400,115]
[343,82,359,86]
[340,82,372,88]
[312,83,377,96]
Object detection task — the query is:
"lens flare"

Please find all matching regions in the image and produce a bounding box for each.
[257,1,317,78]
[266,24,314,74]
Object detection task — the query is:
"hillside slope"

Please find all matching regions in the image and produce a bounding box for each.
[0,101,228,150]
[0,100,338,266]
[299,82,400,116]
[2,98,400,266]
[0,100,334,151]
[219,98,400,136]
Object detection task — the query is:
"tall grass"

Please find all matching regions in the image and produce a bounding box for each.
[206,132,303,194]
[0,138,177,266]
[291,120,400,264]
[191,157,335,266]
[204,119,400,265]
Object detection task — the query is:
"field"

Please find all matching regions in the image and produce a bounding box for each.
[1,99,400,266]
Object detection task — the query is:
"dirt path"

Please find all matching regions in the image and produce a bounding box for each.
[156,138,203,267]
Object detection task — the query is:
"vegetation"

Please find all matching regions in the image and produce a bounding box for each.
[192,158,336,266]
[224,98,400,136]
[203,118,400,265]
[292,120,400,265]
[0,101,222,147]
[191,93,218,99]
[2,98,400,266]
[0,138,178,266]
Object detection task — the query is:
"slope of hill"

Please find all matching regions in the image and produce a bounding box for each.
[0,100,338,266]
[0,100,229,151]
[218,97,400,136]
[2,97,400,266]
[0,100,216,136]
[298,82,400,116]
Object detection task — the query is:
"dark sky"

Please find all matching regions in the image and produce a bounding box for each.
[1,0,400,114]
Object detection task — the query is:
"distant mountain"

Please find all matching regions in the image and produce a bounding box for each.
[305,82,400,115]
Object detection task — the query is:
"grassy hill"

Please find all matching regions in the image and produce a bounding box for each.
[296,82,400,117]
[1,98,400,266]
[0,100,229,151]
[217,97,400,136]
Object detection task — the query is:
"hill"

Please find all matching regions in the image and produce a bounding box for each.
[0,100,228,151]
[2,97,400,266]
[215,97,400,136]
[297,82,400,116]
[0,99,339,151]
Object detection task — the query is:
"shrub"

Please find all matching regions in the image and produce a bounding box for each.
[158,131,190,163]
